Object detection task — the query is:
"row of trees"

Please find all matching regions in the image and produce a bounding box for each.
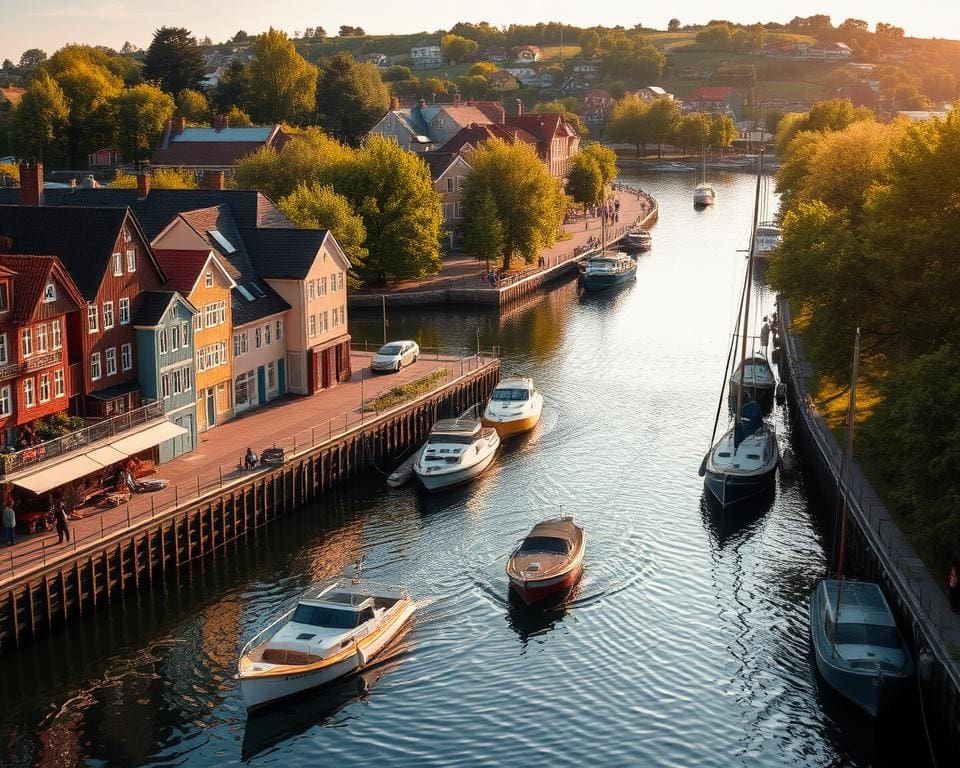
[768,98,960,568]
[606,95,737,157]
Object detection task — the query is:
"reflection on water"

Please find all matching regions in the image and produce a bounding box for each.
[0,171,935,768]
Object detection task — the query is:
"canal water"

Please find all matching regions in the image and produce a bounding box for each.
[0,171,933,767]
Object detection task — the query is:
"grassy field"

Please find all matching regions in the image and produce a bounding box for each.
[541,45,581,59]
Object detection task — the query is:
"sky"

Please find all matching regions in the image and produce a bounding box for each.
[0,0,956,63]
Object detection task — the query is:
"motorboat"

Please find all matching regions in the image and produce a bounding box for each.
[481,377,543,438]
[754,220,781,258]
[694,182,716,208]
[579,252,637,290]
[809,579,913,717]
[621,227,652,253]
[237,579,415,710]
[506,517,585,605]
[729,354,776,408]
[413,416,500,491]
[703,401,779,507]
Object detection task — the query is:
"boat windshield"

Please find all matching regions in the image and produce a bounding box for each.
[492,388,530,401]
[836,622,902,649]
[377,344,402,355]
[518,536,570,554]
[292,604,370,629]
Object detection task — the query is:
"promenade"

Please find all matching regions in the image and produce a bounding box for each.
[1,350,496,583]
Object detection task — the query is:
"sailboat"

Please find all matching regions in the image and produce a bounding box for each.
[693,123,717,208]
[700,152,778,508]
[808,329,913,717]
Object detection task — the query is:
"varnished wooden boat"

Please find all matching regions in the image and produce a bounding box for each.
[506,517,585,605]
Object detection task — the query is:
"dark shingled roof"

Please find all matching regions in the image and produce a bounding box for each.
[0,205,131,300]
[423,151,467,182]
[132,290,189,327]
[239,227,334,280]
[0,254,84,323]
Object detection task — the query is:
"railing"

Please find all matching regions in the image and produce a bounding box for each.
[0,399,165,476]
[0,351,65,381]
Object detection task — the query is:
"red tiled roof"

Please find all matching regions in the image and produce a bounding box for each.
[0,254,85,323]
[506,114,577,142]
[694,86,733,100]
[439,123,539,154]
[153,249,212,295]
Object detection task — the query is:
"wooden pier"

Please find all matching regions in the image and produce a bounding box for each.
[0,358,499,653]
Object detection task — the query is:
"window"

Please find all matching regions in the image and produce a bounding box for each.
[0,282,8,312]
[119,298,130,325]
[444,202,453,221]
[194,313,202,332]
[36,324,47,352]
[52,320,62,350]
[21,328,32,358]
[39,373,50,403]
[319,277,327,296]
[330,274,337,294]
[267,362,276,391]
[121,343,132,371]
[183,365,191,391]
[87,304,98,333]
[103,301,114,329]
[172,368,182,395]
[276,320,282,341]
[338,272,344,290]
[264,323,271,345]
[207,229,236,253]
[0,333,6,364]
[90,353,101,381]
[446,177,454,193]
[308,280,315,300]
[322,311,329,333]
[126,248,137,272]
[123,227,132,243]
[233,331,247,356]
[457,175,465,191]
[340,306,345,326]
[0,386,9,417]
[205,301,226,328]
[23,378,34,408]
[113,252,123,276]
[54,369,64,398]
[161,374,170,399]
[172,324,180,351]
[205,271,213,288]
[158,329,168,354]
[309,314,317,337]
[181,322,189,346]
[105,347,117,376]
[454,201,463,219]
[255,327,262,348]
[196,342,227,372]
[43,282,57,302]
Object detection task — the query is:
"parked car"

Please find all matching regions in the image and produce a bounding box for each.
[370,340,420,373]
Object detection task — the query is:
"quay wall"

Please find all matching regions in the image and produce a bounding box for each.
[778,298,960,754]
[0,361,500,654]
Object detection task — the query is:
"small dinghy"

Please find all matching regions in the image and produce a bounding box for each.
[506,517,585,605]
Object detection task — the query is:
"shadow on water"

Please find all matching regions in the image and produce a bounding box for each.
[700,486,775,548]
[504,583,579,648]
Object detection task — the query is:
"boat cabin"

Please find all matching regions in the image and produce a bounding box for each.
[427,418,482,442]
[816,580,906,660]
[491,378,535,402]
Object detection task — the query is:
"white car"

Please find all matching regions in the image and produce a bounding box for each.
[370,340,420,373]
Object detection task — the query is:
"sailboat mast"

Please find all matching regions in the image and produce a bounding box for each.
[736,150,765,420]
[836,327,861,579]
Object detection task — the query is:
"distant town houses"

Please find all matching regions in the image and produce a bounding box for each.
[355,52,389,67]
[513,45,542,63]
[560,76,591,96]
[487,71,520,91]
[634,86,674,103]
[151,116,292,172]
[88,148,123,169]
[583,90,614,127]
[683,87,745,120]
[410,44,443,69]
[480,47,507,63]
[763,40,853,61]
[572,63,600,78]
[424,152,471,251]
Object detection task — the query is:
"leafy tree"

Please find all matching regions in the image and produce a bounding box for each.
[383,65,413,82]
[211,60,249,112]
[19,49,47,69]
[143,27,205,96]
[339,26,366,37]
[176,88,211,123]
[457,75,490,100]
[600,40,665,82]
[534,100,587,137]
[463,188,504,270]
[120,41,140,55]
[606,94,649,156]
[422,77,454,97]
[566,153,603,212]
[225,106,253,127]
[9,71,69,162]
[668,19,681,32]
[677,112,710,153]
[108,83,175,162]
[580,143,617,186]
[278,182,368,271]
[461,139,565,270]
[313,27,327,40]
[921,68,956,102]
[643,98,681,158]
[233,31,249,43]
[607,81,626,100]
[441,34,479,64]
[111,168,199,189]
[448,21,504,50]
[709,113,738,152]
[247,28,318,124]
[316,52,390,145]
[579,31,600,58]
[469,62,497,77]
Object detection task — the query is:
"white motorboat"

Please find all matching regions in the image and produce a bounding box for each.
[481,377,544,438]
[754,220,781,258]
[622,227,652,253]
[694,182,716,207]
[237,579,414,710]
[413,416,500,491]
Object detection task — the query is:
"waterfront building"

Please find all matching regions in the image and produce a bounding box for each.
[424,152,472,251]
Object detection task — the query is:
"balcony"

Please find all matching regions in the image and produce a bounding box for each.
[0,399,166,477]
[0,351,66,382]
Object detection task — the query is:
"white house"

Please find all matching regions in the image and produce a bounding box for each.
[410,45,443,69]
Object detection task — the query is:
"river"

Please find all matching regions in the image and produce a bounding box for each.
[0,170,933,767]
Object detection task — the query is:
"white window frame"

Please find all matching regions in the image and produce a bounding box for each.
[172,324,180,351]
[52,320,62,350]
[23,377,35,408]
[90,352,101,381]
[43,282,57,302]
[126,248,137,272]
[338,272,343,290]
[205,271,213,288]
[54,369,64,398]
[105,347,117,376]
[121,343,132,371]
[309,315,317,338]
[182,364,192,391]
[161,373,170,399]
[158,329,168,354]
[264,323,271,345]
[330,275,337,294]
[276,320,282,341]
[119,297,130,325]
[0,333,6,364]
[194,313,202,332]
[87,304,99,334]
[113,252,123,276]
[103,301,115,329]
[308,280,315,300]
[39,373,50,403]
[255,327,262,348]
[21,327,32,358]
[0,385,9,417]
[36,324,47,352]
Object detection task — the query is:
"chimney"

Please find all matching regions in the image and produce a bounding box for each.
[172,116,187,135]
[390,96,400,110]
[454,93,461,107]
[516,98,523,117]
[212,113,228,131]
[18,162,44,206]
[0,236,12,254]
[137,171,151,200]
[204,170,225,191]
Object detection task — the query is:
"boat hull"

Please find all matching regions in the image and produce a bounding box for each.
[481,406,542,438]
[509,563,583,605]
[414,444,498,491]
[704,462,777,508]
[579,269,636,290]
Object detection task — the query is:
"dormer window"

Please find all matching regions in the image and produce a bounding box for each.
[43,282,57,302]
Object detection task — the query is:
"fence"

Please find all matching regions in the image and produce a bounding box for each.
[0,349,499,585]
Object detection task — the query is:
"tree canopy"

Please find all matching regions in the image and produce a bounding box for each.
[315,53,390,145]
[108,83,175,162]
[9,71,69,162]
[142,27,205,96]
[278,183,368,272]
[566,153,603,212]
[441,34,478,64]
[247,28,318,124]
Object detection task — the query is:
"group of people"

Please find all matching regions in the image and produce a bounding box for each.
[1,496,71,547]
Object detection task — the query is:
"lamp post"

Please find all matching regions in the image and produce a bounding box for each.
[381,294,387,345]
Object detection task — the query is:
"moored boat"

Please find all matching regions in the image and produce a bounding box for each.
[694,182,716,208]
[506,517,585,604]
[579,252,637,290]
[237,579,415,710]
[622,227,653,253]
[481,377,543,438]
[413,416,500,491]
[754,220,781,258]
[729,354,776,408]
[809,579,914,717]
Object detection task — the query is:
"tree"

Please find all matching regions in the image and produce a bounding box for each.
[668,19,681,32]
[441,34,478,64]
[383,65,413,82]
[108,84,175,162]
[580,143,617,186]
[176,88,211,123]
[534,100,587,137]
[278,183,368,271]
[9,71,69,162]
[313,27,327,40]
[921,68,957,102]
[606,94,649,156]
[608,81,626,100]
[226,106,253,127]
[642,97,681,158]
[247,28,318,124]
[463,188,505,270]
[567,154,603,212]
[469,62,497,77]
[211,60,249,113]
[456,75,490,100]
[461,139,565,270]
[579,31,600,58]
[339,26,365,37]
[233,31,249,43]
[710,114,738,153]
[678,112,709,153]
[111,168,198,189]
[19,49,47,69]
[315,52,390,145]
[143,27,205,96]
[120,41,140,55]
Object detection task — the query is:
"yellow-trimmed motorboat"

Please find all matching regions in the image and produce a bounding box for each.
[237,579,414,710]
[481,377,544,438]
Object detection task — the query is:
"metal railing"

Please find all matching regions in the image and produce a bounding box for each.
[0,351,64,382]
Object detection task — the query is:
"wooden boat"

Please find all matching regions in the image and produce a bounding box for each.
[579,252,637,290]
[506,517,585,605]
[413,416,500,491]
[237,578,414,710]
[481,377,543,438]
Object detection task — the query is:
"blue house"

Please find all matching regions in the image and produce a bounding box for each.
[133,291,198,463]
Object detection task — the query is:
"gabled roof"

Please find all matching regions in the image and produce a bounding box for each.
[240,228,350,279]
[152,125,290,167]
[439,123,538,155]
[132,290,197,328]
[0,254,85,323]
[0,86,25,106]
[505,114,578,142]
[0,205,164,301]
[423,152,469,181]
[153,248,236,296]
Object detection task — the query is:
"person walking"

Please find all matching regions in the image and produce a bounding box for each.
[56,501,70,544]
[2,503,14,545]
[949,560,960,612]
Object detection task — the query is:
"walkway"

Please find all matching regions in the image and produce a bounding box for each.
[1,350,496,583]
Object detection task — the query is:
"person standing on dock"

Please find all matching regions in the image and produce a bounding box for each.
[949,560,960,611]
[55,502,71,544]
[2,502,14,545]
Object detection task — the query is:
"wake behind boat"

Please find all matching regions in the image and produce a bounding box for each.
[237,579,415,710]
[506,517,585,605]
[579,252,637,290]
[413,416,500,491]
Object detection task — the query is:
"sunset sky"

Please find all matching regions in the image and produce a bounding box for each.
[0,0,952,62]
